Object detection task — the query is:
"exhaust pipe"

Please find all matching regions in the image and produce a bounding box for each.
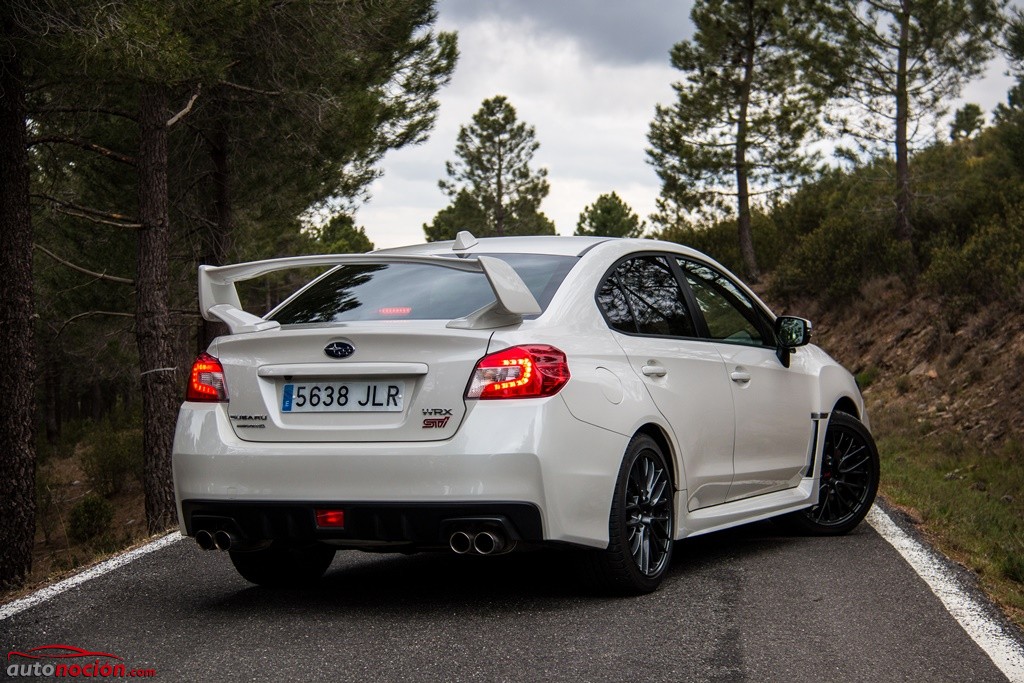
[213,530,238,551]
[195,530,216,551]
[449,531,474,554]
[473,531,505,556]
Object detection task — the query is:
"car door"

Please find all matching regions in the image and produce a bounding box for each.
[677,258,816,502]
[596,254,736,510]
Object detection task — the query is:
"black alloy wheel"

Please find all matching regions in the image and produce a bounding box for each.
[625,448,674,576]
[779,411,880,536]
[584,434,675,594]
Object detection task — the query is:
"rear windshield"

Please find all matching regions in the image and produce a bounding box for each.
[268,254,578,324]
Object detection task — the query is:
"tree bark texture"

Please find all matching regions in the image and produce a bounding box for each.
[200,117,231,350]
[736,5,761,283]
[136,84,179,533]
[894,1,913,246]
[0,28,38,589]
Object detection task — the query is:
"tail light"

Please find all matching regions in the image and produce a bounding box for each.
[466,345,570,399]
[187,352,228,402]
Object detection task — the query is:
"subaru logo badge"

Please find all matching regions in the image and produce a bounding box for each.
[324,341,355,359]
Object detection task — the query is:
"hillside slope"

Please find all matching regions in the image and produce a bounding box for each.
[784,276,1024,446]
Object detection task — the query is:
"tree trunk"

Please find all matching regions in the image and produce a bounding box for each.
[0,25,38,590]
[736,4,761,283]
[495,146,505,237]
[136,84,179,533]
[199,116,231,350]
[894,1,913,247]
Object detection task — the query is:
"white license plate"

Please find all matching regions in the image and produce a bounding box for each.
[281,381,405,413]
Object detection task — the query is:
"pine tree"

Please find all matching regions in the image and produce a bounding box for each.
[315,215,375,254]
[995,8,1024,125]
[950,104,985,141]
[830,0,1005,259]
[428,95,554,240]
[424,189,488,242]
[575,192,645,238]
[648,0,833,281]
[19,0,457,533]
[0,9,37,589]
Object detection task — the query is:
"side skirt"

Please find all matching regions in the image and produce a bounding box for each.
[675,478,817,539]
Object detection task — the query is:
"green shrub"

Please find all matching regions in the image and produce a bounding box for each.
[69,494,114,543]
[656,221,742,271]
[772,213,906,302]
[654,210,786,277]
[855,366,880,389]
[1000,551,1024,584]
[81,425,143,495]
[923,210,1024,310]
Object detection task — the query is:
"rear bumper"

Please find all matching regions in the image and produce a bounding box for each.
[172,397,629,549]
[181,500,542,549]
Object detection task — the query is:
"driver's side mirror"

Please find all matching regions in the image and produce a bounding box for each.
[774,316,812,368]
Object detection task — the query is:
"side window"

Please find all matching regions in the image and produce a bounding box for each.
[597,256,696,337]
[678,259,767,346]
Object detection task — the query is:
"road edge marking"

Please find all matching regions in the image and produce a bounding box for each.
[5,510,1024,681]
[868,506,1024,683]
[0,532,183,622]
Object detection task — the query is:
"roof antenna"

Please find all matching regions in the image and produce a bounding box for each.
[453,230,478,251]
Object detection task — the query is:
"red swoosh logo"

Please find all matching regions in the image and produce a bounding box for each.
[7,644,123,661]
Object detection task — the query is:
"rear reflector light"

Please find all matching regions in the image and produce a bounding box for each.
[315,509,345,528]
[186,352,228,402]
[466,345,570,399]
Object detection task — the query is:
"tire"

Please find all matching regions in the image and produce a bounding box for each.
[229,542,336,587]
[777,411,879,536]
[584,434,675,595]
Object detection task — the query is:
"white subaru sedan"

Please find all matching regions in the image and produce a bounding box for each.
[172,233,878,593]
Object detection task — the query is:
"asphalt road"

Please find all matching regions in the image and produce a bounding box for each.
[2,511,1020,682]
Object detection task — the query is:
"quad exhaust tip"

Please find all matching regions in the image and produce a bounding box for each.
[213,530,237,551]
[195,530,216,551]
[473,531,504,555]
[448,529,512,556]
[195,529,237,551]
[449,530,473,554]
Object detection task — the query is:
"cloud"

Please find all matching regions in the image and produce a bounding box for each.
[355,1,1021,250]
[357,10,678,247]
[438,0,694,66]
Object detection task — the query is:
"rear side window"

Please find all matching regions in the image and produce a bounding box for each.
[596,256,696,337]
[269,254,577,324]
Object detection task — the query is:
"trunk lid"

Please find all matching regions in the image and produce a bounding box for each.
[215,322,490,442]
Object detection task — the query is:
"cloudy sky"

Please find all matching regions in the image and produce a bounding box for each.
[355,0,1018,249]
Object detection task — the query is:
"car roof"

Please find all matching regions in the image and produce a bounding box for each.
[373,234,716,261]
[373,233,775,320]
[374,235,612,258]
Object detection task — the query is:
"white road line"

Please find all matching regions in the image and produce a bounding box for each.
[5,509,1024,683]
[868,506,1024,683]
[0,532,184,622]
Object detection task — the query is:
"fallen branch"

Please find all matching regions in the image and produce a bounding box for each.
[29,106,137,122]
[218,79,282,96]
[167,85,202,128]
[27,136,136,166]
[33,194,142,229]
[57,310,135,337]
[34,244,135,285]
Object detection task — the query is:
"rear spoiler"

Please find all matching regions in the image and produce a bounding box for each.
[198,254,542,334]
